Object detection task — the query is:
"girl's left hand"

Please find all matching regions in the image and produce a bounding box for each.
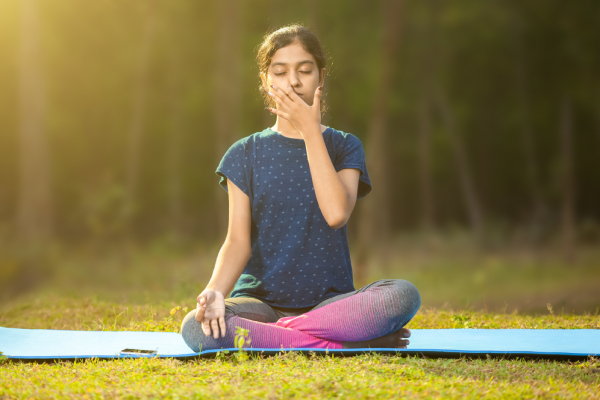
[268,82,322,136]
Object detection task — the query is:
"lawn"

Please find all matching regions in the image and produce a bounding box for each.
[1,240,599,398]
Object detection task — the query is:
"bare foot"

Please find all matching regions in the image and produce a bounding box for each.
[342,328,411,349]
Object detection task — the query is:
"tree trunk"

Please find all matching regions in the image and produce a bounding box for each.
[559,95,576,263]
[417,93,435,232]
[125,1,156,236]
[214,0,242,240]
[167,46,183,242]
[435,87,485,241]
[510,10,546,241]
[417,0,437,233]
[356,0,406,282]
[597,96,600,149]
[16,0,53,245]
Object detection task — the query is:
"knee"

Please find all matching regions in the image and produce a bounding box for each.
[180,309,205,352]
[392,279,422,316]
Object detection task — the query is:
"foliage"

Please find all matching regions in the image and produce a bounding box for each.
[1,0,600,241]
[234,326,252,362]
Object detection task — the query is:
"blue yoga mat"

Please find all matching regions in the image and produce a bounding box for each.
[1,326,598,360]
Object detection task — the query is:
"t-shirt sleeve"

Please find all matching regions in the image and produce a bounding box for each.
[215,138,251,197]
[334,133,372,200]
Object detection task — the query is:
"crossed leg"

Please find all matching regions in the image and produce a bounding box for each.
[180,279,421,352]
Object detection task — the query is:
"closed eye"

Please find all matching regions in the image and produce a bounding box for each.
[275,71,312,76]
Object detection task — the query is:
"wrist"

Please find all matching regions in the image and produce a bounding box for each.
[205,285,227,297]
[300,123,322,139]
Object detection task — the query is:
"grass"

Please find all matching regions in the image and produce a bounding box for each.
[1,293,599,399]
[1,351,599,399]
[1,239,600,398]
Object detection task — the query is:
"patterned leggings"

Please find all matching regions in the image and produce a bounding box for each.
[180,279,421,352]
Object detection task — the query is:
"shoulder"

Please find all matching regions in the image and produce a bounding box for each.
[325,127,365,152]
[224,130,267,154]
[327,127,362,142]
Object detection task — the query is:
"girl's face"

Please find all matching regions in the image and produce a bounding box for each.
[261,41,326,107]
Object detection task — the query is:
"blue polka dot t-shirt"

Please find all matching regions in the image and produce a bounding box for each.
[215,126,372,308]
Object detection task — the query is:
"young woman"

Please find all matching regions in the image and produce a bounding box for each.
[181,24,421,352]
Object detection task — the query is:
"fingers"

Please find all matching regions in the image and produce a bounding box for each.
[211,319,220,339]
[202,320,211,336]
[269,84,300,108]
[268,107,290,121]
[286,82,302,101]
[218,316,226,337]
[267,90,286,113]
[200,317,225,339]
[269,84,294,108]
[272,83,295,102]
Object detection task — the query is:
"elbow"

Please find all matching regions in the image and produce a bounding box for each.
[224,236,252,257]
[327,212,348,230]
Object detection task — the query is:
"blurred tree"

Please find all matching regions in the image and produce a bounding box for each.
[357,0,406,277]
[16,0,53,244]
[167,44,184,241]
[125,0,157,236]
[435,86,484,241]
[417,0,438,233]
[559,95,575,262]
[214,0,243,240]
[509,3,547,242]
[0,0,599,249]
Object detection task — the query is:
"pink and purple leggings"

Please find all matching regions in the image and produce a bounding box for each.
[180,279,421,352]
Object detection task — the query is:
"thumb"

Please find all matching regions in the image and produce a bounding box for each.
[195,295,206,321]
[314,86,322,110]
[315,86,322,101]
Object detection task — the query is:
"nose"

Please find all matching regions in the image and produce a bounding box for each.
[289,71,300,87]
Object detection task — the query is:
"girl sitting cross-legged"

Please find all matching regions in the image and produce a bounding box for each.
[181,24,421,352]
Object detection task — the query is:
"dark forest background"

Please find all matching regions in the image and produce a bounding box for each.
[1,0,599,311]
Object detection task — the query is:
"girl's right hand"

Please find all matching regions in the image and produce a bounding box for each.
[195,289,226,339]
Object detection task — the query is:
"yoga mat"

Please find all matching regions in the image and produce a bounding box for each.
[1,326,598,361]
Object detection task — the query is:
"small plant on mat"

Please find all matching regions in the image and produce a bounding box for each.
[234,326,252,362]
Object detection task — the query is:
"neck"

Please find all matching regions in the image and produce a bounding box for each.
[272,117,326,138]
[272,117,302,139]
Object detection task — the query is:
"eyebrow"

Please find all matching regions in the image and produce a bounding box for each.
[270,60,315,68]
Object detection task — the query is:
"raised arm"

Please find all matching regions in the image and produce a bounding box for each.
[267,83,362,229]
[195,178,251,339]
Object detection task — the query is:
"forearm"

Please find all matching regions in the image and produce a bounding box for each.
[205,238,251,297]
[303,125,351,228]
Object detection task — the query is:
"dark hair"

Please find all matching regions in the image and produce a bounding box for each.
[256,24,329,116]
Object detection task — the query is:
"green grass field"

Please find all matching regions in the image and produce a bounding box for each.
[1,240,599,398]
